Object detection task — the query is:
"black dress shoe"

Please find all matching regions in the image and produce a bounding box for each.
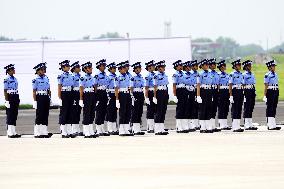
[155,132,168,135]
[84,136,92,138]
[200,130,206,133]
[126,133,134,136]
[78,132,84,136]
[147,130,154,133]
[70,134,77,138]
[213,128,221,132]
[14,134,22,138]
[48,133,53,137]
[188,128,196,132]
[233,128,244,132]
[134,132,145,135]
[222,127,232,130]
[62,135,70,138]
[205,130,214,133]
[119,134,128,136]
[195,127,200,130]
[268,127,281,130]
[34,135,44,138]
[102,132,110,136]
[110,131,119,135]
[177,130,189,133]
[8,135,16,138]
[250,127,258,130]
[164,129,169,131]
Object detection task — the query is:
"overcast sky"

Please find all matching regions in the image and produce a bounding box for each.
[1,0,283,48]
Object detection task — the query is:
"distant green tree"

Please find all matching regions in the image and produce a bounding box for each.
[96,32,124,39]
[215,37,239,58]
[236,44,264,57]
[192,37,213,42]
[82,35,90,40]
[0,36,13,41]
[269,42,284,53]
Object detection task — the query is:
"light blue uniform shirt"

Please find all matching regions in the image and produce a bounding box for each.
[154,71,169,86]
[72,73,81,88]
[172,70,184,84]
[229,70,243,85]
[191,70,200,85]
[32,75,50,91]
[107,73,116,89]
[130,73,145,88]
[94,71,109,86]
[243,71,256,85]
[198,70,212,85]
[126,72,133,80]
[210,70,219,85]
[218,71,230,86]
[115,73,131,88]
[145,71,155,87]
[264,71,278,85]
[79,73,95,88]
[4,75,18,90]
[57,71,74,87]
[183,71,196,86]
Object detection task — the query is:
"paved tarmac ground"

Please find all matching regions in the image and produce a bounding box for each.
[0,127,284,189]
[0,102,284,135]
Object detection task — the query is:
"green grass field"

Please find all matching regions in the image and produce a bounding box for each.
[226,54,283,101]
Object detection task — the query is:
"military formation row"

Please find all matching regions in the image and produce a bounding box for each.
[2,58,280,138]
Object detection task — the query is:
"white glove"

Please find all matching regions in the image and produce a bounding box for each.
[244,97,246,103]
[196,96,202,103]
[33,101,37,109]
[116,100,120,109]
[58,99,62,106]
[131,95,135,106]
[145,98,150,105]
[153,97,157,104]
[79,100,84,107]
[5,101,10,108]
[263,96,267,103]
[173,96,178,103]
[50,99,53,106]
[229,96,234,104]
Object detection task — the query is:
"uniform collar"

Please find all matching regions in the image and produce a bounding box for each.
[221,71,226,75]
[135,73,141,77]
[98,70,105,75]
[63,71,69,75]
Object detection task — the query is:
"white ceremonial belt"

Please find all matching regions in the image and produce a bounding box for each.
[36,90,48,95]
[268,86,279,90]
[232,84,243,89]
[186,85,195,91]
[243,85,255,89]
[84,88,94,93]
[119,88,129,93]
[200,84,211,89]
[133,88,144,92]
[73,87,79,91]
[211,85,218,89]
[108,89,115,93]
[148,87,154,91]
[7,89,18,94]
[97,85,107,90]
[219,86,229,89]
[61,86,72,91]
[176,84,186,88]
[157,85,167,90]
